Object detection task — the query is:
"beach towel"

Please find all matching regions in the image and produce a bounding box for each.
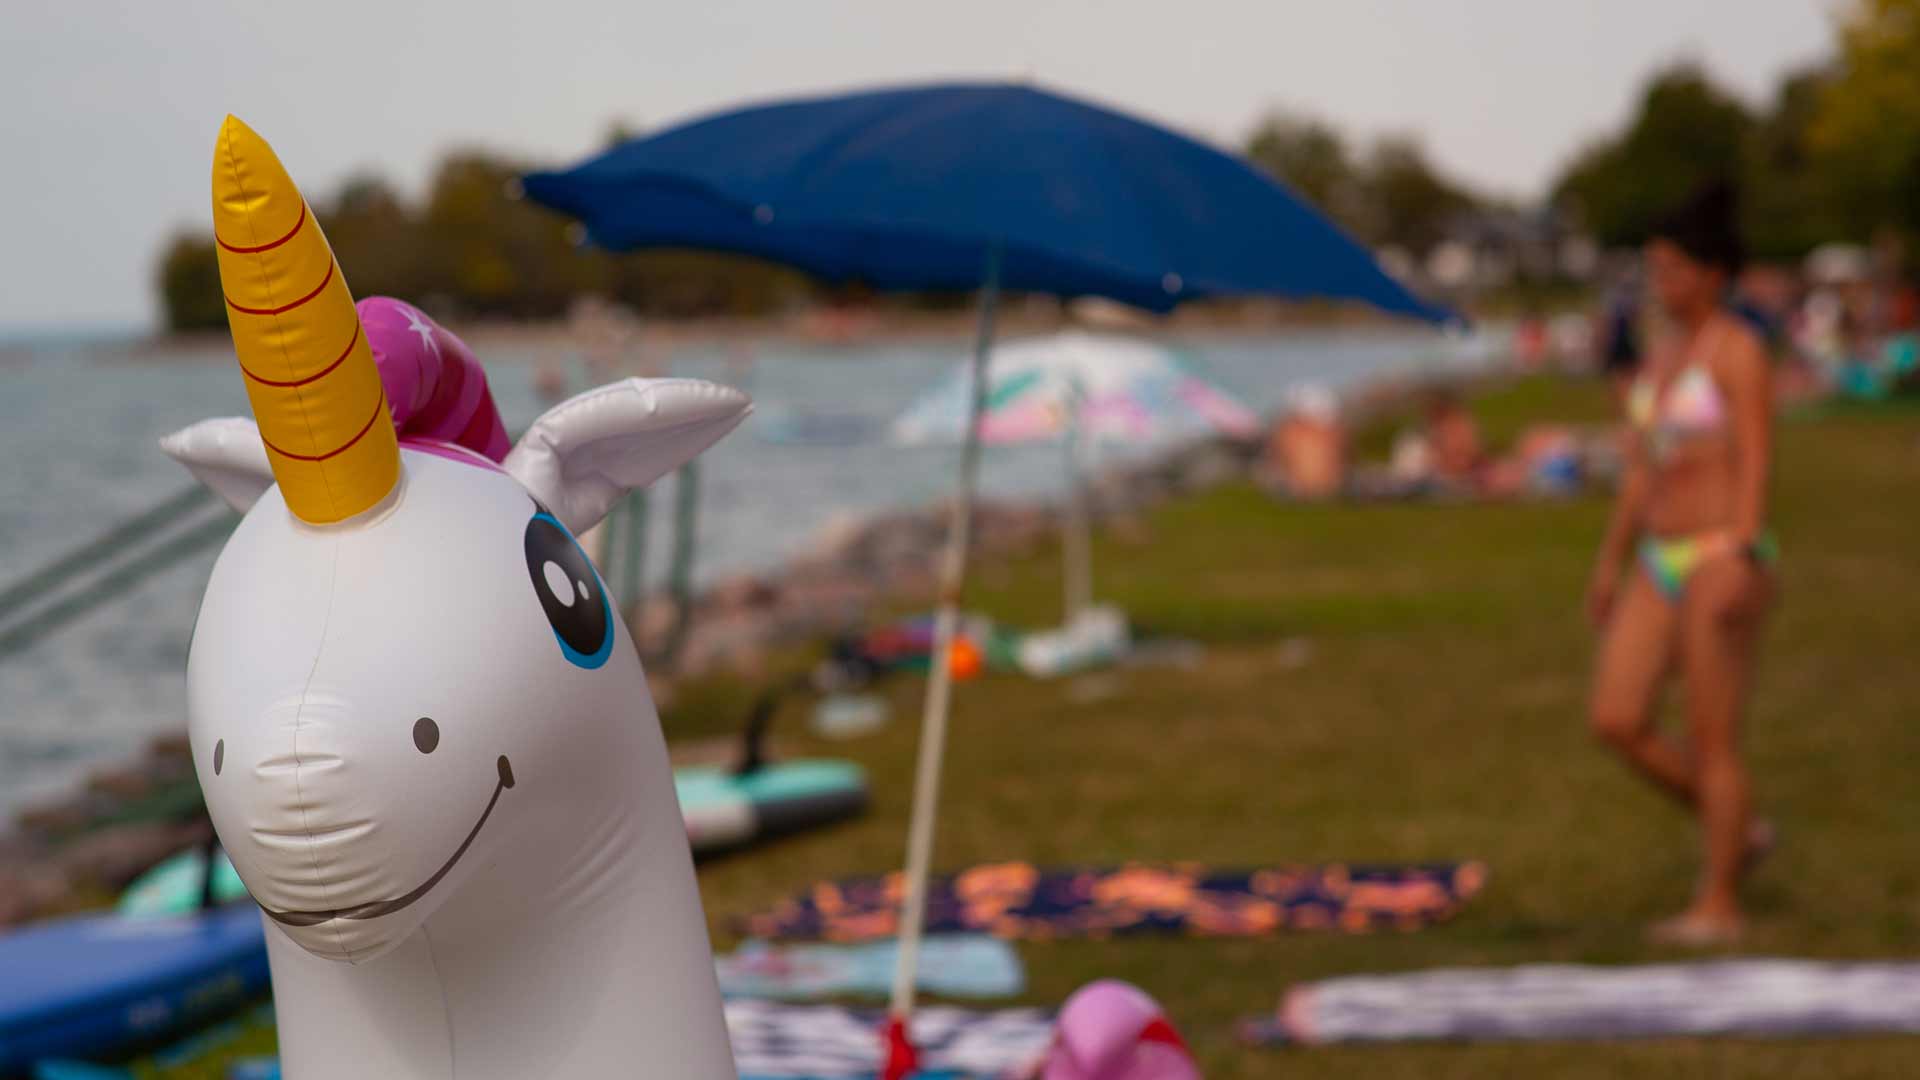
[32,1002,1043,1080]
[718,935,1025,1000]
[737,861,1486,942]
[1241,959,1920,1046]
[727,1000,1053,1078]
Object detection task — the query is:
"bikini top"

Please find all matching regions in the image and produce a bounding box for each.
[1628,325,1729,461]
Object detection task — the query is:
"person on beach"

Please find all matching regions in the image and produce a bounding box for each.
[1423,389,1486,490]
[1585,182,1777,945]
[1260,385,1347,499]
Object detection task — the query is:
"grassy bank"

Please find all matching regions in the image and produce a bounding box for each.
[693,377,1920,1078]
[142,377,1920,1077]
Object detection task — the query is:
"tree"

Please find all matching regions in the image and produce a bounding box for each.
[1813,0,1920,243]
[1244,112,1480,253]
[1358,135,1475,255]
[156,232,225,332]
[323,174,430,305]
[419,151,607,318]
[1554,62,1752,246]
[1245,110,1363,229]
[1743,68,1846,259]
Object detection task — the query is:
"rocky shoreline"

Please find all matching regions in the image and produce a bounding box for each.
[0,734,210,926]
[643,364,1512,682]
[633,430,1263,684]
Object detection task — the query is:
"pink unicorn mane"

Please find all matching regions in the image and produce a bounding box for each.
[358,297,512,467]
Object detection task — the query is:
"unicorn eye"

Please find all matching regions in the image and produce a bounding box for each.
[523,511,612,669]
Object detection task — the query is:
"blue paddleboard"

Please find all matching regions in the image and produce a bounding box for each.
[0,902,268,1071]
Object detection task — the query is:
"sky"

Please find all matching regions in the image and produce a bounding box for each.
[0,0,1831,333]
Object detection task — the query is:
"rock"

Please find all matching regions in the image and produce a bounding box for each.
[645,670,677,712]
[708,574,779,613]
[799,512,872,567]
[55,820,210,893]
[632,598,682,652]
[0,864,71,928]
[0,829,40,865]
[15,795,97,836]
[86,755,191,801]
[149,733,195,759]
[974,503,1053,559]
[880,561,939,603]
[770,573,872,637]
[677,612,778,679]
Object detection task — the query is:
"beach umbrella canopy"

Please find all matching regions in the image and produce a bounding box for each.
[891,331,1261,622]
[523,81,1448,1080]
[521,82,1450,322]
[889,330,1260,447]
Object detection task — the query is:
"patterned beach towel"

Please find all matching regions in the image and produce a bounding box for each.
[1241,959,1920,1046]
[727,999,1052,1079]
[737,860,1487,942]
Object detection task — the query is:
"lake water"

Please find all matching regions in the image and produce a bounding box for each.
[0,325,1496,816]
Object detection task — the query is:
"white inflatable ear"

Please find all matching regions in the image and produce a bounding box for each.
[160,418,276,513]
[505,377,752,534]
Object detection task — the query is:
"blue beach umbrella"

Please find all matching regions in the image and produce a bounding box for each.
[523,82,1447,321]
[523,80,1449,1071]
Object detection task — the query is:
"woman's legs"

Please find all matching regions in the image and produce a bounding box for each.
[1590,571,1691,799]
[1673,556,1772,927]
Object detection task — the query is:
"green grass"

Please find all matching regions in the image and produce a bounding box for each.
[143,377,1920,1077]
[691,377,1920,1077]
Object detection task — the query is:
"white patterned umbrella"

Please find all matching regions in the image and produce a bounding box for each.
[892,331,1257,619]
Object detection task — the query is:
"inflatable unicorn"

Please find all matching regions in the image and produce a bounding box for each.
[161,116,743,1078]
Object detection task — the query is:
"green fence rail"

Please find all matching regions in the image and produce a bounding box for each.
[599,464,702,669]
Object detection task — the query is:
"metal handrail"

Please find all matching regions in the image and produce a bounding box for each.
[0,456,705,665]
[0,508,235,661]
[0,484,213,617]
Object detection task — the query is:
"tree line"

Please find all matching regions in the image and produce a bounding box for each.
[158,148,817,332]
[158,0,1919,331]
[1553,0,1919,260]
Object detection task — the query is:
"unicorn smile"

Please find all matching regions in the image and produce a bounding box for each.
[261,755,516,927]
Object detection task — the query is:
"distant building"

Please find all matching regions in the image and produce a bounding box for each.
[1379,205,1598,301]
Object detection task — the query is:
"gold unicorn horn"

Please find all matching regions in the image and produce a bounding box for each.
[211,116,398,524]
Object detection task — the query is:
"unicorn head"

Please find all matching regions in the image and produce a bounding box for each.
[163,119,740,1077]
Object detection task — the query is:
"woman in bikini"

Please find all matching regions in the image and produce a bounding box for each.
[1586,183,1776,945]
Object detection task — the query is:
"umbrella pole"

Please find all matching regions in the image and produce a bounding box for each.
[1062,390,1092,622]
[885,243,1002,1068]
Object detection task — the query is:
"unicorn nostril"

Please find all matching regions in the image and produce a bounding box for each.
[213,739,225,775]
[413,717,440,754]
